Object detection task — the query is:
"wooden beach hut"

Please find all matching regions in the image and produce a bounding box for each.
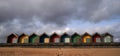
[102,33,113,43]
[39,33,49,43]
[71,32,81,43]
[60,32,70,43]
[50,33,60,43]
[29,33,39,43]
[18,33,29,43]
[82,32,92,43]
[92,32,102,43]
[7,33,18,43]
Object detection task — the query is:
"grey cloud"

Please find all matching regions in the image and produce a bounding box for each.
[0,0,120,43]
[0,0,76,25]
[0,0,103,25]
[0,0,120,24]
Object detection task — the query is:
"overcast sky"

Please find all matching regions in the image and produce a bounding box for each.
[0,0,120,43]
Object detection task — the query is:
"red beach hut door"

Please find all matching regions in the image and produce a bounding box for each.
[54,38,60,43]
[96,38,101,43]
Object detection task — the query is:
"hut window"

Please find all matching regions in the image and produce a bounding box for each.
[96,38,101,43]
[104,36,112,43]
[86,38,91,43]
[55,38,60,43]
[64,38,70,43]
[44,38,49,43]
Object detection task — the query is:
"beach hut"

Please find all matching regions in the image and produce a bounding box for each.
[71,32,81,43]
[82,32,92,43]
[29,33,39,43]
[60,33,70,43]
[7,33,18,43]
[50,33,60,43]
[18,33,29,43]
[92,33,102,43]
[39,33,49,43]
[102,33,113,43]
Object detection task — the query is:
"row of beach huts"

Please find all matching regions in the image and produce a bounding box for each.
[7,32,113,44]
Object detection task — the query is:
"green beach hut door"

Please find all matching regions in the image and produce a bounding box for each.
[73,37,80,43]
[104,36,112,43]
[64,38,70,43]
[34,37,39,43]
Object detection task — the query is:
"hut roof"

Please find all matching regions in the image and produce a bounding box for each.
[71,32,80,37]
[61,32,70,36]
[82,32,91,36]
[30,33,38,37]
[19,33,28,37]
[92,32,101,37]
[40,33,49,37]
[50,32,59,37]
[8,33,18,38]
[102,32,113,37]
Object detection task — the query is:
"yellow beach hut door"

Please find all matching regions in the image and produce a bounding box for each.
[64,38,70,43]
[24,38,28,43]
[83,36,91,43]
[44,38,49,43]
[86,38,91,43]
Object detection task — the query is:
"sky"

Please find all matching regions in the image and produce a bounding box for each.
[0,0,120,43]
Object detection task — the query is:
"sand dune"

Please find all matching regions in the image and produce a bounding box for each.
[0,47,120,56]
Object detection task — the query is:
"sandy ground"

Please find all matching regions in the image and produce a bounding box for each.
[0,47,120,56]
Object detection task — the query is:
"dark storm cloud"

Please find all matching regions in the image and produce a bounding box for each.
[0,0,103,25]
[0,0,120,43]
[0,0,120,24]
[0,0,75,25]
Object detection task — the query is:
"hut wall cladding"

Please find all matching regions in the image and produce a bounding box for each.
[7,33,18,43]
[6,32,114,44]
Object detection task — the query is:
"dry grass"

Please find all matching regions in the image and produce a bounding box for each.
[0,47,120,56]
